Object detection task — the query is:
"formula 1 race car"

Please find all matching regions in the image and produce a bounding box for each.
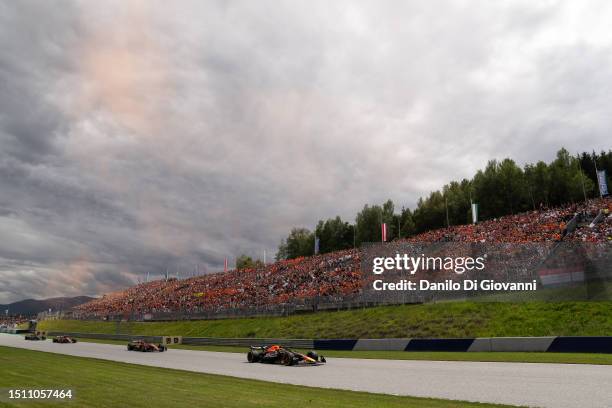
[24,334,46,341]
[247,345,326,366]
[127,339,167,352]
[52,335,77,343]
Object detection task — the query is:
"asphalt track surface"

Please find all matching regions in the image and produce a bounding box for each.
[2,334,611,407]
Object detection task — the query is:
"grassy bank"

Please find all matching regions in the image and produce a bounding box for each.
[39,301,612,339]
[0,346,506,408]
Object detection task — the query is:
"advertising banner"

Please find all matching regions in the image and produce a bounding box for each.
[597,170,608,196]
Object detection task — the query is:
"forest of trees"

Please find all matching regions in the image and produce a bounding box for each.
[235,254,264,270]
[276,148,612,260]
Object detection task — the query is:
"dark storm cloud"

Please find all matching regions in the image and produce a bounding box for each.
[0,1,79,164]
[1,0,611,302]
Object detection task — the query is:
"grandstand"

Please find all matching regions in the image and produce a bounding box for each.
[0,316,29,328]
[74,198,611,319]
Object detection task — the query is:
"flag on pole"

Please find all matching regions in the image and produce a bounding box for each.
[224,257,228,272]
[381,223,387,242]
[471,203,479,224]
[314,237,320,254]
[597,170,609,197]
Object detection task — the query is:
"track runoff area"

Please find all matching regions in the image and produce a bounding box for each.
[2,334,612,408]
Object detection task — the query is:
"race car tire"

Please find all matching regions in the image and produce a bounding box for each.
[306,351,318,361]
[72,339,77,343]
[247,350,262,363]
[127,345,133,351]
[41,336,46,340]
[53,339,58,343]
[280,352,294,366]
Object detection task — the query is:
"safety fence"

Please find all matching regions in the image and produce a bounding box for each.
[59,295,419,323]
[0,327,30,335]
[40,331,612,353]
[46,332,163,343]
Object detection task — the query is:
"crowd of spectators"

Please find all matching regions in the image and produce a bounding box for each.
[75,198,611,317]
[404,202,585,244]
[564,198,612,243]
[0,316,28,328]
[77,250,361,317]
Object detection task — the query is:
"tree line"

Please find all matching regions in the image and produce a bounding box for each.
[272,148,611,261]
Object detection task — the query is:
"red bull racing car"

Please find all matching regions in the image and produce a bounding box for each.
[247,345,326,366]
[24,334,46,341]
[127,339,167,352]
[53,335,77,343]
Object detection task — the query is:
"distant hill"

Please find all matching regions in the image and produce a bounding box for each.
[0,296,95,316]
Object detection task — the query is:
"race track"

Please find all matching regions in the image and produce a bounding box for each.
[2,333,611,408]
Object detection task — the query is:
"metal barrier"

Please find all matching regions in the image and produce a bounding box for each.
[69,296,416,323]
[0,327,30,334]
[40,332,612,352]
[181,337,314,348]
[48,331,162,343]
[45,332,313,348]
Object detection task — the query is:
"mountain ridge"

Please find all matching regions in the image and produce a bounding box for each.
[1,296,95,316]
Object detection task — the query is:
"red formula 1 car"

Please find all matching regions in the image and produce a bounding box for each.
[127,339,167,352]
[52,335,77,343]
[247,345,326,366]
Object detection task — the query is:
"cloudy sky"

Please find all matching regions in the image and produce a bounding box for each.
[1,0,611,303]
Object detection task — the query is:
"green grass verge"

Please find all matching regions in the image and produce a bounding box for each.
[39,301,612,339]
[74,338,612,365]
[0,346,508,408]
